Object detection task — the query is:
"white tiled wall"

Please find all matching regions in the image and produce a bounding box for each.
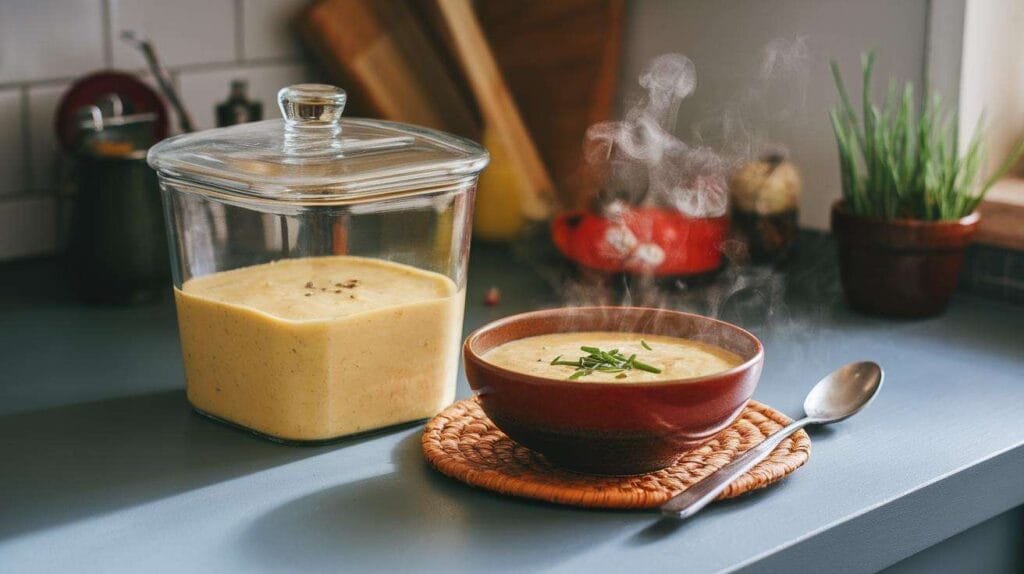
[110,0,238,68]
[0,89,28,196]
[0,1,107,84]
[0,196,58,260]
[0,0,318,261]
[27,83,69,191]
[241,0,309,60]
[179,63,312,130]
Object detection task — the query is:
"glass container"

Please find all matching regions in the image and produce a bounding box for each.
[148,84,488,443]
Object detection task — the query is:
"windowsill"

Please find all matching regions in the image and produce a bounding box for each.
[977,177,1024,251]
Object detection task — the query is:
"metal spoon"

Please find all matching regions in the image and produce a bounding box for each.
[660,361,884,519]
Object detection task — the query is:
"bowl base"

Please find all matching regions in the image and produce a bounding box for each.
[491,413,701,476]
[543,452,682,476]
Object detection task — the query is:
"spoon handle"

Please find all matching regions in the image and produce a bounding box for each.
[660,418,811,519]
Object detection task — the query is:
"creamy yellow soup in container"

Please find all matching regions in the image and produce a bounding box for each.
[175,256,464,441]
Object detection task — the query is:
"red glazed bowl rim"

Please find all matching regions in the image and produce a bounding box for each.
[464,306,764,390]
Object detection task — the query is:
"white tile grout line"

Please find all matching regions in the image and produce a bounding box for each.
[0,57,306,92]
[0,78,76,92]
[235,0,246,62]
[101,0,114,68]
[165,56,306,74]
[19,86,33,193]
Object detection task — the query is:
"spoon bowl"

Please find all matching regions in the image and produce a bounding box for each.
[804,361,884,423]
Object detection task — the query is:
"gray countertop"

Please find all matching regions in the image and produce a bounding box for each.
[2,238,1023,573]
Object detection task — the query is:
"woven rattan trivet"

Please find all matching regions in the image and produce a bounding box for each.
[422,398,811,509]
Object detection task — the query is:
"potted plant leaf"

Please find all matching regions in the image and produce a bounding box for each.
[829,52,1024,317]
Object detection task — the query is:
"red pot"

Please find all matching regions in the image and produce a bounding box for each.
[551,207,729,277]
[831,201,979,317]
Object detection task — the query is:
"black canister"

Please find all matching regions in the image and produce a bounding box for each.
[69,148,170,304]
[66,95,168,304]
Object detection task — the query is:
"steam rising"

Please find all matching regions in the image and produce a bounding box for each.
[693,37,810,159]
[585,54,729,218]
[517,41,833,373]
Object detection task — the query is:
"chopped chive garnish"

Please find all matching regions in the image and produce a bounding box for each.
[550,345,662,380]
[641,339,653,351]
[631,360,662,374]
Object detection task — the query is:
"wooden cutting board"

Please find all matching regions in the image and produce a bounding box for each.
[303,0,479,137]
[302,0,623,221]
[476,0,624,209]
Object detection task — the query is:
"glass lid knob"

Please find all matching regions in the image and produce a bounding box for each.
[277,84,347,128]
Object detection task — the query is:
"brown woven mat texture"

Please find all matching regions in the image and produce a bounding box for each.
[423,398,811,509]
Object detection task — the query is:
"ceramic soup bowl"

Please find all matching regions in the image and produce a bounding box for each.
[463,306,764,475]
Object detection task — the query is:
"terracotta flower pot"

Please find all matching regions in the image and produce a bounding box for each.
[831,201,979,317]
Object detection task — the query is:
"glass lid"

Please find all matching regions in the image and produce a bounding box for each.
[148,84,489,204]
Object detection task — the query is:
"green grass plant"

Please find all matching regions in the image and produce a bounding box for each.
[830,52,1024,220]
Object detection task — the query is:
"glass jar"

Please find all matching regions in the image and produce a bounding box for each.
[148,84,488,443]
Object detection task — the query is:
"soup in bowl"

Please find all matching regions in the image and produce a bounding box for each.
[463,307,764,475]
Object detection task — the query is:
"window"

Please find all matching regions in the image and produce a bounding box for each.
[957,0,1024,249]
